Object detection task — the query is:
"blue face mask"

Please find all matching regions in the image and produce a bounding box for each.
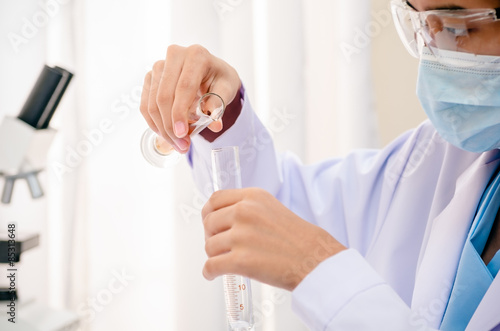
[416,49,500,153]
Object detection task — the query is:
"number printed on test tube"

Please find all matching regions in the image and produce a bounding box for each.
[212,147,254,331]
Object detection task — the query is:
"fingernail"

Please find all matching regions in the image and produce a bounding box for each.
[176,138,189,151]
[174,121,186,138]
[171,143,182,153]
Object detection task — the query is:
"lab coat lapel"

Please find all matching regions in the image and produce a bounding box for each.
[466,274,500,331]
[411,153,500,329]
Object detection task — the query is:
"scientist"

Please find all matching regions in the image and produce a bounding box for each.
[139,0,500,329]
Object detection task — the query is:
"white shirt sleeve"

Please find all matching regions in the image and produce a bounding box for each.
[188,88,438,331]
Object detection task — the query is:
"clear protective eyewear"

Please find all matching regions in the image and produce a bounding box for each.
[391,0,500,66]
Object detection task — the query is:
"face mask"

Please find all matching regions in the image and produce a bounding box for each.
[416,49,500,153]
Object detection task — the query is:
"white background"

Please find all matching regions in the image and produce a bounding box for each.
[0,0,424,330]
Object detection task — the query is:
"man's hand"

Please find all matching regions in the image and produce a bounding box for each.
[202,188,347,291]
[140,44,241,153]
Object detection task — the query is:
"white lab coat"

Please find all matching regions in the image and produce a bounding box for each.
[189,91,500,331]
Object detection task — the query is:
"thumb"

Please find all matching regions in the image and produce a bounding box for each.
[205,80,241,132]
[200,92,226,133]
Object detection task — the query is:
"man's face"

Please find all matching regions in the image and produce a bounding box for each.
[411,0,500,10]
[410,0,500,55]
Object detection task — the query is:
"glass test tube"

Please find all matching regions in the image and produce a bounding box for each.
[211,147,254,331]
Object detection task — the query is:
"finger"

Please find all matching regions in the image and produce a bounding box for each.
[170,45,211,138]
[140,71,159,133]
[200,93,224,133]
[201,189,245,219]
[157,45,185,134]
[207,119,223,132]
[157,46,193,151]
[203,253,238,280]
[148,60,168,138]
[148,63,184,153]
[203,207,234,240]
[205,230,233,257]
[205,65,241,130]
[200,93,225,117]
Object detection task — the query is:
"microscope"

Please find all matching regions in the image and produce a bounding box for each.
[0,65,79,330]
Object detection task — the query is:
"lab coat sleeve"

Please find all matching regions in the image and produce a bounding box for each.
[189,87,416,253]
[293,249,437,330]
[188,88,284,199]
[188,88,438,330]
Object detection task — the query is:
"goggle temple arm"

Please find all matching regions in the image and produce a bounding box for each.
[406,1,417,11]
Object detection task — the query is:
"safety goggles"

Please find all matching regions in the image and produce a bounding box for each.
[391,0,500,66]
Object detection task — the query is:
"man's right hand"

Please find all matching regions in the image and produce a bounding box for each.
[140,44,241,153]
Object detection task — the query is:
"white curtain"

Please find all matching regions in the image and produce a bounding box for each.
[0,0,376,330]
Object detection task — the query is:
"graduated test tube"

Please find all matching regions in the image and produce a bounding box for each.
[211,147,254,331]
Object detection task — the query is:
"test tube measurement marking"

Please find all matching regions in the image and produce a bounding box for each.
[213,148,254,330]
